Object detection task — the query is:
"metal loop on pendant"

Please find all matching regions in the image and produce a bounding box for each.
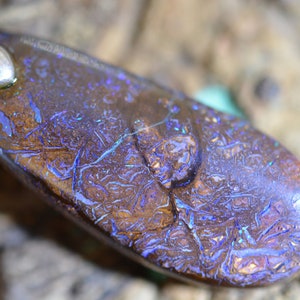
[0,46,16,89]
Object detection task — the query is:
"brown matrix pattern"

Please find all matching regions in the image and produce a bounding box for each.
[0,32,299,287]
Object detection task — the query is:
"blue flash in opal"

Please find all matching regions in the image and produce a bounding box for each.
[0,31,299,288]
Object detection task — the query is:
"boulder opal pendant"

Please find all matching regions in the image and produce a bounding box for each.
[0,31,299,287]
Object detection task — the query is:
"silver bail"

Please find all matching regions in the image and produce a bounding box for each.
[0,46,16,89]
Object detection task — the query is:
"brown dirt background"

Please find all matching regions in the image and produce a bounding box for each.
[0,0,299,299]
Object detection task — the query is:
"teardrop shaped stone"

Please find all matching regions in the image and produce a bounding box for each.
[0,31,299,287]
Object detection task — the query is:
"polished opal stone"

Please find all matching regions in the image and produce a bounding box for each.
[0,31,299,287]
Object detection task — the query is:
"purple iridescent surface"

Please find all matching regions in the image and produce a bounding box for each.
[0,31,299,287]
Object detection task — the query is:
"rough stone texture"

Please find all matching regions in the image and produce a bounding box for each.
[1,31,299,287]
[0,0,299,299]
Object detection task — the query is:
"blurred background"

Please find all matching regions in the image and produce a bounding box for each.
[0,0,299,299]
